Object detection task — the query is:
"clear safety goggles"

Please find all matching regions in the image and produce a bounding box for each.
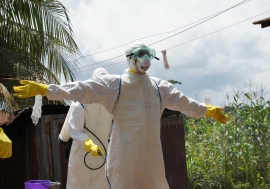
[126,47,159,61]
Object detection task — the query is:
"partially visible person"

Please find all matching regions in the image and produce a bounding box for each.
[0,127,12,158]
[65,68,113,189]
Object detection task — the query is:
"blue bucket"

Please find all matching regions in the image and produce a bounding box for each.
[24,180,50,189]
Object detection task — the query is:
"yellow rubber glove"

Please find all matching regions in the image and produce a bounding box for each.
[0,128,12,159]
[84,138,105,157]
[205,104,229,124]
[13,80,48,98]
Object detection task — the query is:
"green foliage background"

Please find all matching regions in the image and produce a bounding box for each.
[185,86,270,189]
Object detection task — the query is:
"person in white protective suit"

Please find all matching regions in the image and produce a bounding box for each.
[58,67,126,146]
[13,41,228,189]
[63,68,113,189]
[58,68,129,147]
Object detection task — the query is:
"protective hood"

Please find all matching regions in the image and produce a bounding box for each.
[125,42,151,73]
[92,67,109,78]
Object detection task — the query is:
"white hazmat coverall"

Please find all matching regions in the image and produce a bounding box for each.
[67,102,113,189]
[45,72,207,189]
[64,67,113,189]
[58,67,125,145]
[58,102,75,143]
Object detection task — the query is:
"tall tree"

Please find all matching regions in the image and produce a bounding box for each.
[0,0,82,116]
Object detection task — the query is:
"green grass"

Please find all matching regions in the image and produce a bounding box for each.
[185,87,270,189]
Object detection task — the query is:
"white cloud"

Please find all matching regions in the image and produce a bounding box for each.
[60,0,270,105]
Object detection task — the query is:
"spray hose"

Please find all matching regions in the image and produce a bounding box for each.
[83,126,107,170]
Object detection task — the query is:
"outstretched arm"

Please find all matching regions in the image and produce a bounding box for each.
[205,104,228,124]
[13,75,121,113]
[13,80,48,98]
[157,79,228,124]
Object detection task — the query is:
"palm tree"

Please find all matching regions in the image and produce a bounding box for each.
[0,0,82,119]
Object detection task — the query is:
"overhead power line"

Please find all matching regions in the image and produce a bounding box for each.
[148,0,250,46]
[71,0,251,72]
[72,0,252,66]
[72,9,270,75]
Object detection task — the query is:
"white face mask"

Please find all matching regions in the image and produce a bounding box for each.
[135,58,151,73]
[125,42,158,73]
[126,58,151,73]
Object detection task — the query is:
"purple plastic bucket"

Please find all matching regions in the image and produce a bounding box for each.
[30,180,50,183]
[24,181,50,189]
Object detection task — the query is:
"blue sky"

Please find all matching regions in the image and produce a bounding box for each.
[60,0,270,106]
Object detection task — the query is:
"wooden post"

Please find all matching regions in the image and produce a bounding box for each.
[161,109,189,189]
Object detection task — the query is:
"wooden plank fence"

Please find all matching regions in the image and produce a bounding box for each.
[0,106,189,189]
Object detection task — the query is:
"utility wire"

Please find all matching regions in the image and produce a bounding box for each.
[72,10,230,60]
[59,0,261,78]
[71,0,251,72]
[149,0,250,46]
[164,10,270,51]
[73,9,270,74]
[72,0,252,64]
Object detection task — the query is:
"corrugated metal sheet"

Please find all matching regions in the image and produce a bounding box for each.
[253,17,270,28]
[253,17,270,24]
